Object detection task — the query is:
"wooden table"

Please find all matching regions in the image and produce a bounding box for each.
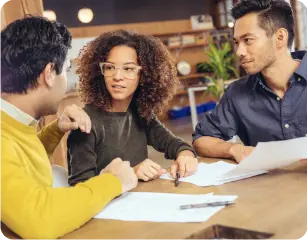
[2,158,307,239]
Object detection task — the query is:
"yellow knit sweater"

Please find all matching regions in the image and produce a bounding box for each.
[1,111,122,239]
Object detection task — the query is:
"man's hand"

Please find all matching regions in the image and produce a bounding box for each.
[170,150,198,178]
[301,159,307,164]
[58,104,91,133]
[101,158,138,193]
[228,144,255,163]
[134,159,167,182]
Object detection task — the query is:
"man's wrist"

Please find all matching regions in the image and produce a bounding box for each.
[226,143,240,159]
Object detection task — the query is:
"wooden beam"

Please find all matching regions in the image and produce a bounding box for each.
[69,19,194,38]
[0,6,6,31]
[1,0,43,30]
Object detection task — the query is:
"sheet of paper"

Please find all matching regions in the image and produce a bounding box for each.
[94,192,237,222]
[223,137,307,178]
[161,137,307,186]
[160,161,236,186]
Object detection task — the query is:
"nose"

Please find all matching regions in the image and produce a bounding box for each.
[113,68,123,81]
[235,43,247,59]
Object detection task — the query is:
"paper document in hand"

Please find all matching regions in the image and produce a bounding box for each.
[161,137,307,186]
[94,192,237,222]
[223,137,307,178]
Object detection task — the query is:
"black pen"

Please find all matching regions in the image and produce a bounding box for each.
[175,172,180,187]
[179,200,236,210]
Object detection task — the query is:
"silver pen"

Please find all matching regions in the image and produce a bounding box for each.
[179,200,236,210]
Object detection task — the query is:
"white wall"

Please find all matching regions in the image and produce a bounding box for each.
[67,37,95,92]
[68,37,96,60]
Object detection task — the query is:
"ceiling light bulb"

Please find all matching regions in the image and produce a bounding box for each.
[43,10,56,21]
[78,8,94,23]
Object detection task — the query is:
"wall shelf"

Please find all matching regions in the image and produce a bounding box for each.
[152,28,215,38]
[168,42,208,50]
[175,78,238,96]
[178,73,212,81]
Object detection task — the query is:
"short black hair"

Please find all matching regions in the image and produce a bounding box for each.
[231,0,295,48]
[1,16,72,94]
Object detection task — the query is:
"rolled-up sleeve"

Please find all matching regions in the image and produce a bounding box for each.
[192,85,239,142]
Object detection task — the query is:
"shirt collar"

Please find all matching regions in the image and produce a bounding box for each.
[1,98,38,127]
[252,51,307,91]
[294,51,307,81]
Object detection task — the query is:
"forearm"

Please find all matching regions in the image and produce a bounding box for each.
[69,167,96,186]
[193,136,234,159]
[2,173,121,239]
[67,129,98,186]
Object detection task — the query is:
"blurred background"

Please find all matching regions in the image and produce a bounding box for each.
[1,0,307,167]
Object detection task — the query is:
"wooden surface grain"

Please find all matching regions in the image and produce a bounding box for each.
[2,158,307,239]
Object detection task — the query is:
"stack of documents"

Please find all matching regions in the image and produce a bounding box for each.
[161,137,307,186]
[94,192,237,222]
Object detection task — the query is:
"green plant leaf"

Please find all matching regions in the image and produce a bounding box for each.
[202,41,239,100]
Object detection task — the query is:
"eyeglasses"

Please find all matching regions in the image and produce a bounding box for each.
[99,62,142,79]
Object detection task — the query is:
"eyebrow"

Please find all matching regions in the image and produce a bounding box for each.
[106,60,137,65]
[233,33,256,41]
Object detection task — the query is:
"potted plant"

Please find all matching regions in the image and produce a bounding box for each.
[198,42,239,101]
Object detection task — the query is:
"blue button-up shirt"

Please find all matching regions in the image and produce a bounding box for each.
[193,51,307,146]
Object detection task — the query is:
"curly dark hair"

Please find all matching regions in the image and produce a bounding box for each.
[77,29,178,121]
[1,16,71,94]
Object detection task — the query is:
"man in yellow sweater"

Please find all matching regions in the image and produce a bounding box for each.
[1,16,138,239]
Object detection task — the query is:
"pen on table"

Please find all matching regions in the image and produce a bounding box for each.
[175,172,180,187]
[179,200,236,210]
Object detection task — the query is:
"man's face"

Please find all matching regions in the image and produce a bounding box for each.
[233,13,277,74]
[47,60,70,114]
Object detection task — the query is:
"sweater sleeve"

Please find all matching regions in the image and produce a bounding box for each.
[67,126,98,186]
[145,116,196,159]
[1,136,122,239]
[37,119,64,157]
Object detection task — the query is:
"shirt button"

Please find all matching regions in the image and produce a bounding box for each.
[276,97,281,101]
[298,77,301,81]
[285,124,290,128]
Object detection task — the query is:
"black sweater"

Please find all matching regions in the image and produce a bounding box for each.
[67,104,195,186]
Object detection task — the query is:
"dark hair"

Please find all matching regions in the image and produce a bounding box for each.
[77,29,178,122]
[1,16,72,94]
[231,0,295,48]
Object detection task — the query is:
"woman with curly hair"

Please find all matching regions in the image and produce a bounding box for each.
[67,30,198,186]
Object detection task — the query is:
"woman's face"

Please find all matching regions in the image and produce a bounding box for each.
[102,45,140,104]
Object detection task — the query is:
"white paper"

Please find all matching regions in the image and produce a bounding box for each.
[94,192,237,222]
[161,137,307,186]
[160,161,236,186]
[223,137,307,178]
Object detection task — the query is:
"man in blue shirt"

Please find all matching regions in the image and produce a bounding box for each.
[193,0,307,163]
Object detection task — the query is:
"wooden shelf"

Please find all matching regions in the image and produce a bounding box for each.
[175,90,188,95]
[153,28,215,38]
[175,78,239,95]
[178,73,211,81]
[168,42,208,50]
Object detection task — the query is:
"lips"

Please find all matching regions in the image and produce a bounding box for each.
[112,85,126,89]
[241,60,252,65]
